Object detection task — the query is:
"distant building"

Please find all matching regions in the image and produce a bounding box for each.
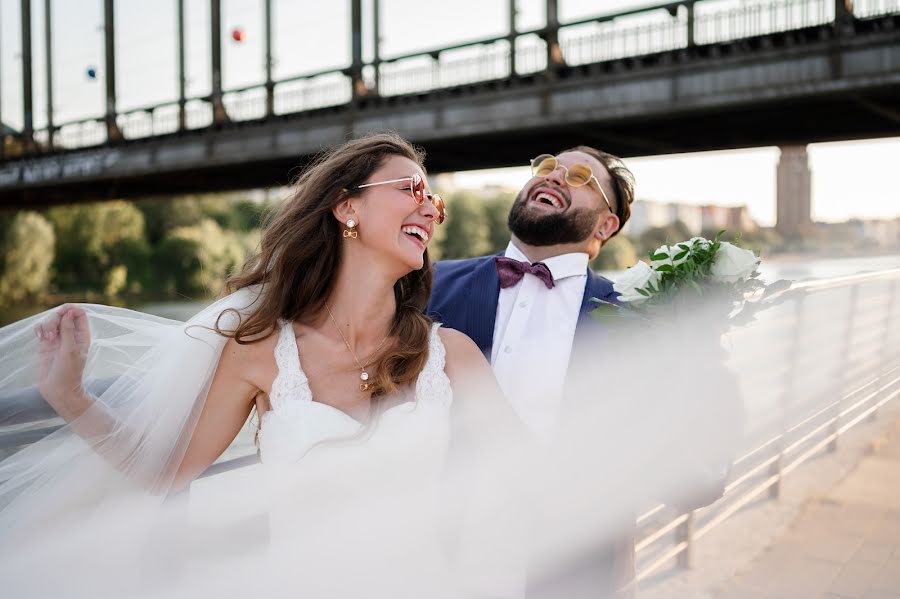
[855,218,900,249]
[628,200,757,236]
[818,218,900,250]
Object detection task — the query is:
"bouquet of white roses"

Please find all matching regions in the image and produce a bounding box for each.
[591,231,790,326]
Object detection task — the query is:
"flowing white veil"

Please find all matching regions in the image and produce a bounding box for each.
[0,286,264,589]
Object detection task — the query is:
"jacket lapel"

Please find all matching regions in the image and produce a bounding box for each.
[467,256,501,356]
[577,269,618,327]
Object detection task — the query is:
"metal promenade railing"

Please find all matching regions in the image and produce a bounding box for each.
[633,268,900,583]
[6,0,899,157]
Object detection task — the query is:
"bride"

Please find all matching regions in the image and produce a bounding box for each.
[0,133,525,597]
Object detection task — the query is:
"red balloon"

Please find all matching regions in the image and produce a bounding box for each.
[231,28,245,42]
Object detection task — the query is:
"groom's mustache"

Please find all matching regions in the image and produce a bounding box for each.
[522,183,572,210]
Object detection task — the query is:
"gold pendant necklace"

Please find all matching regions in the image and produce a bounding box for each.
[325,304,390,392]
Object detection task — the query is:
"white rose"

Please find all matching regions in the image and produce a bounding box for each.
[710,241,760,283]
[614,261,661,303]
[651,242,692,269]
[689,236,711,250]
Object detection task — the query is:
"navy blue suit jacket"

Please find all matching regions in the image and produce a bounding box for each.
[426,253,620,359]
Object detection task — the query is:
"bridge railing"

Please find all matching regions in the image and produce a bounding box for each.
[632,269,900,586]
[4,0,898,157]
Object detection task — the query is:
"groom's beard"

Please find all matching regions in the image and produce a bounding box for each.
[507,189,601,247]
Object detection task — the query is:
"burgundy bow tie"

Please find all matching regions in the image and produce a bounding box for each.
[495,256,556,289]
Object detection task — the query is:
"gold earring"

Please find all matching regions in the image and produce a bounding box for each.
[343,218,358,239]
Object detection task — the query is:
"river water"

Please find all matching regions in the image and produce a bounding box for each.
[135,253,900,322]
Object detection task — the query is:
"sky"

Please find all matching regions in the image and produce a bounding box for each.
[0,0,898,226]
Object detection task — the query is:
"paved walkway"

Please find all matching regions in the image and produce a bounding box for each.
[640,402,900,599]
[711,417,900,599]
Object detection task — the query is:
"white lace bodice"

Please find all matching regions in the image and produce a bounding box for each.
[256,321,458,597]
[258,320,453,465]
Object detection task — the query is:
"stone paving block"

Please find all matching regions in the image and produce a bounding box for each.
[861,591,900,599]
[868,520,900,544]
[828,459,900,512]
[778,528,867,564]
[869,559,900,593]
[826,561,882,598]
[853,541,898,566]
[730,551,840,596]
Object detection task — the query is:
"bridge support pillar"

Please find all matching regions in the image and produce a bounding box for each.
[776,145,812,237]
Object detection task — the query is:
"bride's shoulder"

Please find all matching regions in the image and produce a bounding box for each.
[217,325,282,383]
[436,327,488,375]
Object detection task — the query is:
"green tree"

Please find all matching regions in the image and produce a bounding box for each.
[590,235,638,272]
[46,201,145,292]
[155,219,245,296]
[637,220,693,258]
[482,193,515,254]
[137,194,272,244]
[435,192,491,260]
[0,211,56,303]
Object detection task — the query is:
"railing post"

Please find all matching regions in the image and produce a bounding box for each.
[103,0,121,141]
[0,0,4,159]
[769,451,784,499]
[264,0,274,116]
[544,0,563,74]
[773,293,804,499]
[508,0,517,77]
[43,0,54,150]
[834,0,853,31]
[686,1,696,48]
[20,0,35,148]
[831,283,860,452]
[177,0,186,130]
[676,511,695,568]
[372,0,381,95]
[430,52,440,91]
[873,279,899,421]
[210,0,228,125]
[349,0,366,101]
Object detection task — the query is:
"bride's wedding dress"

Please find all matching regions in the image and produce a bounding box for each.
[0,290,468,598]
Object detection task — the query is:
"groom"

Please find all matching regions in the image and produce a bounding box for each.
[427,146,634,439]
[427,146,637,598]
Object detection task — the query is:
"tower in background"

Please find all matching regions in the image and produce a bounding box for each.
[776,145,812,236]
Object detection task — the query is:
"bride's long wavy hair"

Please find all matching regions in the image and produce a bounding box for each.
[220,132,432,399]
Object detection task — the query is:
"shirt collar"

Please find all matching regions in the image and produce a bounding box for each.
[504,241,589,282]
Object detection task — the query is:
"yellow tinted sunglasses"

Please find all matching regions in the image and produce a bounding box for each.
[530,154,614,213]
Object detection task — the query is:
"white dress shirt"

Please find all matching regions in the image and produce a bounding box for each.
[491,242,589,440]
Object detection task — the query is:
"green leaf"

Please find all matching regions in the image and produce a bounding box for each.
[636,287,650,297]
[649,252,668,261]
[655,264,675,273]
[673,250,688,261]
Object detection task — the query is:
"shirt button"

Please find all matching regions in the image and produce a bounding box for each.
[504,346,512,354]
[519,301,528,308]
